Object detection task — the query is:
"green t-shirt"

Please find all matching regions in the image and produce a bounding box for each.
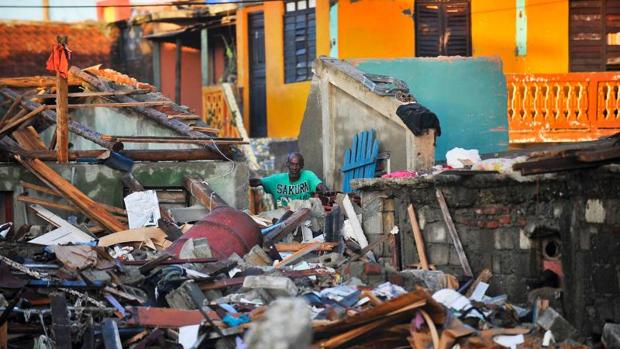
[260,170,323,208]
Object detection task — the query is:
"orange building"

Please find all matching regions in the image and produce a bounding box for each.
[235,0,620,142]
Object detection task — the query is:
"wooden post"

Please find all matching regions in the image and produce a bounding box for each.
[436,189,473,277]
[407,204,430,270]
[56,37,69,164]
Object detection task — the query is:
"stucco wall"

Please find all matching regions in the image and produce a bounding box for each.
[355,56,509,159]
[0,160,248,228]
[235,0,570,139]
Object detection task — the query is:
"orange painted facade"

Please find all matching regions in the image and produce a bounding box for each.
[235,0,572,138]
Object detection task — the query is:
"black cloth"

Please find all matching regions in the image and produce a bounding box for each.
[395,103,441,137]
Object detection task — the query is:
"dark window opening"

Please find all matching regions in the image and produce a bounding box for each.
[415,0,472,57]
[284,0,317,83]
[569,0,620,72]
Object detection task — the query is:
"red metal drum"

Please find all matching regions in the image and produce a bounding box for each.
[166,206,262,259]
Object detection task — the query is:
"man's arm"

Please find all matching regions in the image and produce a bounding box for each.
[249,178,262,187]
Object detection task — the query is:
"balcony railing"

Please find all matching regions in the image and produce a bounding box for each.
[507,72,620,143]
[202,85,241,139]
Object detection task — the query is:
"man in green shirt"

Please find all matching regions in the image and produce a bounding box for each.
[250,152,328,208]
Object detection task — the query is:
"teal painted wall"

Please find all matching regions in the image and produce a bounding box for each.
[355,57,508,160]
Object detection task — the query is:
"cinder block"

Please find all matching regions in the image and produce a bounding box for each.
[424,222,448,243]
[428,244,450,266]
[494,229,515,250]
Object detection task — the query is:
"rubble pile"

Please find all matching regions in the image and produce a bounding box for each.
[0,189,596,348]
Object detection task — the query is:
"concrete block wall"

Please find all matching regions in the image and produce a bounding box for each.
[0,160,249,228]
[353,165,620,337]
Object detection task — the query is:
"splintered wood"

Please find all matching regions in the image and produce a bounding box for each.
[15,157,127,232]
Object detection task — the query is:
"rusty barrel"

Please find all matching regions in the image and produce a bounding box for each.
[166,206,262,259]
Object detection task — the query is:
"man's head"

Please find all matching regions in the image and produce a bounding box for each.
[286,152,304,181]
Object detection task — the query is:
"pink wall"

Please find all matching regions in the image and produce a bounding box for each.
[160,42,203,117]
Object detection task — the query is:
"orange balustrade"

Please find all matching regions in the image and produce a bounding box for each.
[202,85,241,139]
[507,72,620,143]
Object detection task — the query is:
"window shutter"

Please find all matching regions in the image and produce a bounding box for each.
[416,3,442,57]
[444,2,471,56]
[284,0,316,83]
[569,0,604,71]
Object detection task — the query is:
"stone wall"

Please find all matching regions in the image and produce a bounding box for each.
[353,165,620,336]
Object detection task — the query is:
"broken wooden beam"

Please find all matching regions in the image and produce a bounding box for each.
[45,100,174,109]
[15,157,127,232]
[0,88,119,150]
[263,208,312,245]
[407,204,429,270]
[14,148,230,161]
[0,76,81,87]
[436,189,473,277]
[0,105,46,136]
[184,177,229,209]
[101,135,246,145]
[33,89,150,99]
[56,68,69,163]
[12,127,47,151]
[69,66,214,139]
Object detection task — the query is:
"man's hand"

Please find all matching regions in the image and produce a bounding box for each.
[249,178,262,187]
[316,183,329,193]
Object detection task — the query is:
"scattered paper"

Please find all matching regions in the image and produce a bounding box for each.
[124,190,161,229]
[469,281,489,302]
[178,325,200,349]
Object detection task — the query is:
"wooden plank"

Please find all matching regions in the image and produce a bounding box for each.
[342,194,369,248]
[33,89,150,99]
[406,204,429,270]
[0,106,44,135]
[12,128,46,151]
[21,149,230,162]
[222,83,260,171]
[23,126,47,150]
[46,100,173,109]
[16,157,127,232]
[0,76,81,87]
[435,189,473,277]
[275,242,321,269]
[27,204,95,243]
[0,95,22,127]
[184,177,229,209]
[169,114,201,120]
[56,71,69,163]
[190,126,220,133]
[17,195,78,212]
[275,242,337,253]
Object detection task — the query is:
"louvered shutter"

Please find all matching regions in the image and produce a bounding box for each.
[444,2,471,56]
[569,0,604,71]
[415,0,471,57]
[416,3,442,57]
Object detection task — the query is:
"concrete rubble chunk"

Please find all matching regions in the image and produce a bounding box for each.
[165,280,206,310]
[536,307,581,342]
[603,323,620,349]
[242,275,298,301]
[243,245,273,266]
[244,298,312,349]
